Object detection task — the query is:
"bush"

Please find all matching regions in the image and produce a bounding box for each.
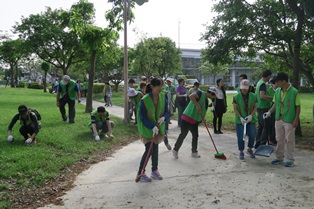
[16,82,27,88]
[93,83,105,94]
[299,86,314,93]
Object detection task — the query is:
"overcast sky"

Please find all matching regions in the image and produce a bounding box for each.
[0,0,215,49]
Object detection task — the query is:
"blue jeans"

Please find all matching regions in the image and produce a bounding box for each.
[236,123,256,151]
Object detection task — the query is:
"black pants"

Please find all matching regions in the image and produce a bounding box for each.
[174,120,199,153]
[213,99,225,132]
[59,97,76,123]
[19,124,36,139]
[255,109,271,148]
[138,142,159,175]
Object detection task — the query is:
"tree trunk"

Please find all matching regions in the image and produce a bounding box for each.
[43,71,47,93]
[85,50,97,113]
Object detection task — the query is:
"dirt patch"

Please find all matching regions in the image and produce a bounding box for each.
[8,137,137,209]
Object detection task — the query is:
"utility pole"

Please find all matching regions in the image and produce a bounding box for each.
[178,18,181,48]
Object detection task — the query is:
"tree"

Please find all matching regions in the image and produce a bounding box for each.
[201,0,314,88]
[41,62,50,93]
[0,39,26,87]
[199,61,229,85]
[14,7,87,75]
[68,0,120,113]
[133,37,182,78]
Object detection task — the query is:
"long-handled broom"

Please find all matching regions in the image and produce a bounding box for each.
[201,116,227,160]
[135,134,156,183]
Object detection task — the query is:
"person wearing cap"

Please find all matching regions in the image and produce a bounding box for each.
[136,78,169,182]
[104,81,113,107]
[89,106,114,141]
[237,74,255,93]
[254,69,273,149]
[172,87,217,159]
[128,78,136,120]
[128,88,144,125]
[7,105,40,144]
[266,77,279,145]
[263,72,300,167]
[233,79,257,160]
[212,78,227,134]
[56,75,81,124]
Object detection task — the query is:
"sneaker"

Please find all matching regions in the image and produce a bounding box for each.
[191,152,201,158]
[271,159,283,165]
[214,130,219,134]
[151,170,163,180]
[172,149,178,159]
[218,131,223,134]
[239,152,245,160]
[246,148,255,158]
[165,143,172,151]
[285,161,294,167]
[136,173,151,182]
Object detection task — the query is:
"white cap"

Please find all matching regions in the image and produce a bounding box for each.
[127,88,138,97]
[62,75,70,85]
[240,79,250,90]
[207,87,217,93]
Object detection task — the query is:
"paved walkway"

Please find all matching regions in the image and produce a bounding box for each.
[39,98,314,209]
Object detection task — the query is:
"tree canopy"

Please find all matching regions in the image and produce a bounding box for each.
[201,0,314,88]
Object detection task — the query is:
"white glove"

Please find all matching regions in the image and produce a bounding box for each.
[158,117,165,125]
[210,106,215,112]
[152,126,159,137]
[8,135,14,142]
[263,111,271,119]
[25,138,33,144]
[183,94,187,97]
[240,117,247,125]
[245,115,252,123]
[95,135,100,141]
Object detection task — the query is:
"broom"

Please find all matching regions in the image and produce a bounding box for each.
[201,115,227,160]
[135,133,156,183]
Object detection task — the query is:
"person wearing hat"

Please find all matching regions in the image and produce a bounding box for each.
[104,81,113,107]
[128,88,144,125]
[233,79,257,160]
[56,75,81,124]
[89,106,114,141]
[172,87,217,159]
[7,105,40,144]
[263,72,300,167]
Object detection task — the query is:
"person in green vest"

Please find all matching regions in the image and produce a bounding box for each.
[82,79,88,98]
[254,69,273,149]
[165,78,176,117]
[128,88,144,125]
[263,72,300,167]
[56,75,81,124]
[172,87,217,159]
[135,78,169,182]
[233,79,257,160]
[267,77,278,145]
[7,105,40,144]
[89,106,114,141]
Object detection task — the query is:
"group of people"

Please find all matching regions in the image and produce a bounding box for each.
[7,75,115,145]
[7,71,301,184]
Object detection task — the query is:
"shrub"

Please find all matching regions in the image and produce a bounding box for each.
[93,83,105,94]
[299,86,314,93]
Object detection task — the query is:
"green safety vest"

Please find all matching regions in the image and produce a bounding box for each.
[234,92,257,124]
[274,85,298,123]
[137,94,166,138]
[267,86,275,97]
[88,109,108,128]
[183,90,206,122]
[60,80,77,101]
[130,92,142,106]
[83,81,88,89]
[256,79,272,109]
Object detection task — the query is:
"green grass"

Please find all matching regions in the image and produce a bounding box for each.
[0,87,139,208]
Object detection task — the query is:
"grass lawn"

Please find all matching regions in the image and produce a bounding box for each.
[95,90,313,148]
[0,87,139,209]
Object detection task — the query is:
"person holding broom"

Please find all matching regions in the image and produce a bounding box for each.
[233,79,257,160]
[172,87,217,159]
[135,78,169,182]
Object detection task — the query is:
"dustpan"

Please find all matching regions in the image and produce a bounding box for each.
[254,145,274,157]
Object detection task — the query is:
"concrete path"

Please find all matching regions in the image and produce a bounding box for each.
[39,98,314,209]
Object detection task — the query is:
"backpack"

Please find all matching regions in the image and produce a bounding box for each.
[30,109,41,121]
